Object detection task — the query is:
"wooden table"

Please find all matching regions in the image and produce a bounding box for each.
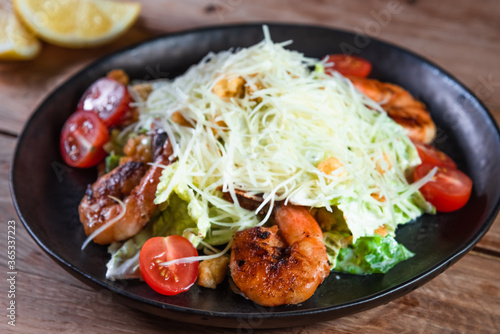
[1,0,499,332]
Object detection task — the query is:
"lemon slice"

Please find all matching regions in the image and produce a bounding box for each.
[13,0,141,48]
[0,9,41,60]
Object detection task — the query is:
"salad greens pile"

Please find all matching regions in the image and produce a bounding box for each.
[105,27,435,281]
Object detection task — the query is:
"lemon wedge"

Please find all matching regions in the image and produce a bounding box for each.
[0,9,41,60]
[13,0,141,48]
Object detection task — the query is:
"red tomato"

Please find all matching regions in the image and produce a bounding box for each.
[324,54,372,78]
[60,111,109,168]
[413,140,457,169]
[139,236,199,296]
[77,77,131,127]
[414,163,472,212]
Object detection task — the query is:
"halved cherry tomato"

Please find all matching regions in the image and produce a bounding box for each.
[414,163,472,212]
[77,77,131,127]
[324,54,372,78]
[139,236,199,296]
[413,140,457,169]
[60,111,109,168]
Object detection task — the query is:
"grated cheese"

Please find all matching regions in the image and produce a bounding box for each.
[139,26,428,244]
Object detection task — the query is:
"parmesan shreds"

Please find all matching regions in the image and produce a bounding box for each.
[142,27,427,245]
[160,242,232,267]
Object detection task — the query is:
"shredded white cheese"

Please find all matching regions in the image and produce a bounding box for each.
[139,26,426,243]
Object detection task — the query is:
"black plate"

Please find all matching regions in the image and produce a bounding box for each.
[10,24,500,329]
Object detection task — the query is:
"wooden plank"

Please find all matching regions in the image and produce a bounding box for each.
[0,27,154,135]
[479,215,500,254]
[0,135,16,218]
[488,105,500,127]
[475,105,500,253]
[135,0,500,107]
[0,136,97,288]
[1,0,499,134]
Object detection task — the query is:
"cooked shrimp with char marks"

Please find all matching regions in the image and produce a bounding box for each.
[349,76,436,144]
[230,205,330,306]
[79,136,173,245]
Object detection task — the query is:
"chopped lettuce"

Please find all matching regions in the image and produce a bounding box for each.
[334,235,414,275]
[314,63,325,75]
[339,190,434,242]
[154,162,210,245]
[318,204,420,272]
[105,227,151,280]
[105,152,121,173]
[103,129,129,155]
[323,230,347,269]
[316,206,350,268]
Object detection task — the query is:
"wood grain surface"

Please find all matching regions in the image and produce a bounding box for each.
[1,0,499,333]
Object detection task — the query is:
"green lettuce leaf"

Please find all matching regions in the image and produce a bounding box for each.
[338,190,435,242]
[315,206,350,269]
[334,235,414,275]
[105,152,122,173]
[154,162,210,245]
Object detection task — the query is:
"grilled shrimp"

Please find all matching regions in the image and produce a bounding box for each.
[230,205,330,306]
[79,134,173,245]
[349,76,436,143]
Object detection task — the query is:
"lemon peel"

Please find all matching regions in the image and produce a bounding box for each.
[0,9,41,60]
[13,0,141,48]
